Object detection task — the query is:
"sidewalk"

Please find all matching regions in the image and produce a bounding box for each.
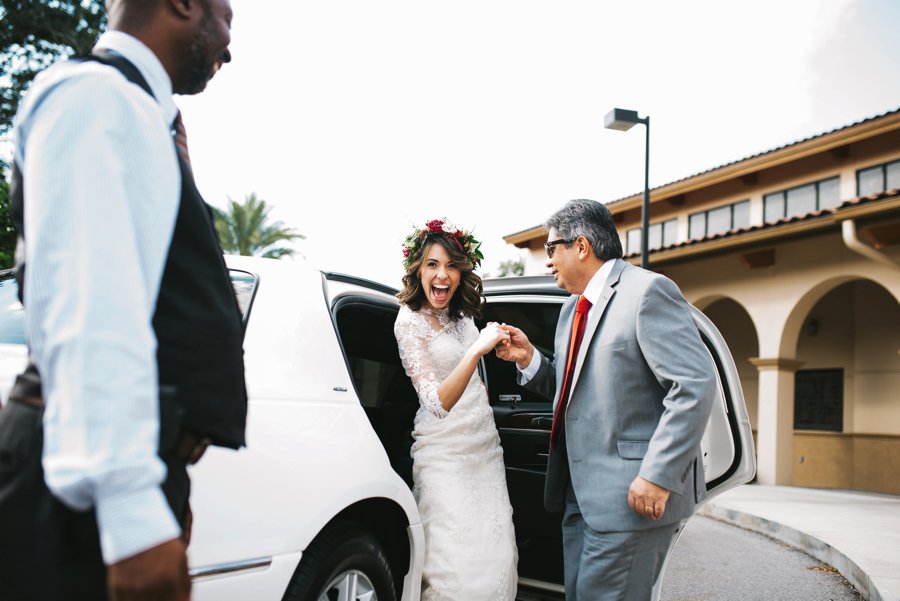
[699,484,900,601]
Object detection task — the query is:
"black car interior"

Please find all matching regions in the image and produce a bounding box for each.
[334,299,418,487]
[334,296,565,584]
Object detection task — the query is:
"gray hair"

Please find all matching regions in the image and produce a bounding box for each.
[545,199,623,261]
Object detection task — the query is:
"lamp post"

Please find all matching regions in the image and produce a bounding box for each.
[604,108,650,269]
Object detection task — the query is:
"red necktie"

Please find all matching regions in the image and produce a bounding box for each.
[174,112,191,165]
[549,295,592,451]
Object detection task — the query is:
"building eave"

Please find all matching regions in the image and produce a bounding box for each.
[504,108,900,247]
[503,225,546,248]
[609,110,900,213]
[630,192,900,267]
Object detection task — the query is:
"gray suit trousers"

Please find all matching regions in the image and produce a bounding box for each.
[562,478,678,601]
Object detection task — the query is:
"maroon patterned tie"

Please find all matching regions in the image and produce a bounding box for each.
[549,295,592,451]
[174,112,191,165]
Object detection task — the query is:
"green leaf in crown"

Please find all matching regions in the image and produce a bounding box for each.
[401,218,483,270]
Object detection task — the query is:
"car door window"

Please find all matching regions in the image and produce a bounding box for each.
[479,300,561,405]
[229,270,259,331]
[691,308,756,493]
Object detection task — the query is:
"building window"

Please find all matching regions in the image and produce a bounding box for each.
[626,228,641,255]
[650,219,678,250]
[625,218,677,254]
[688,200,750,239]
[857,159,900,196]
[763,177,840,222]
[794,369,843,432]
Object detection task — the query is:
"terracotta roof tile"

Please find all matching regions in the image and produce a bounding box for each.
[837,187,900,209]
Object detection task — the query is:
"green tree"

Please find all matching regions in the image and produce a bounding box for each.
[211,193,304,259]
[0,178,15,269]
[496,258,525,277]
[1,0,107,136]
[0,1,105,250]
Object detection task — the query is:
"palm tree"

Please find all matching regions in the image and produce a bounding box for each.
[211,193,304,259]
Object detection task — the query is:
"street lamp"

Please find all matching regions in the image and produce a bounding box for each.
[604,108,650,269]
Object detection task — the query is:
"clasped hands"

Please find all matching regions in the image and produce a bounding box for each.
[492,323,533,368]
[487,323,670,521]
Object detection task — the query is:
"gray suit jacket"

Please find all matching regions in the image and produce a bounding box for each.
[521,259,716,532]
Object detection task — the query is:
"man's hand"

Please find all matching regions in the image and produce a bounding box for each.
[496,324,534,369]
[628,476,670,521]
[107,538,190,601]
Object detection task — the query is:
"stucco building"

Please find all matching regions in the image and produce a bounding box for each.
[504,109,900,495]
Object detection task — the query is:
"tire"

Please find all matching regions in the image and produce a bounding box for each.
[283,520,397,601]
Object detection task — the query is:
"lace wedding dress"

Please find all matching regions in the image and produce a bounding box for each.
[394,304,518,601]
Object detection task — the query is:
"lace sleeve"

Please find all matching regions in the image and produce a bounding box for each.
[394,307,449,418]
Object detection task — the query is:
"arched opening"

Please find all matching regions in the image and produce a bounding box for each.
[789,279,900,494]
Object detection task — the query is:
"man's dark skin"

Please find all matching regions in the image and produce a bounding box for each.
[101,0,232,599]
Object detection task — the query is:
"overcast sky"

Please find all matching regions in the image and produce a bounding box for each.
[34,1,900,285]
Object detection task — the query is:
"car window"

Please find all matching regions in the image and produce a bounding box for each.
[229,269,259,329]
[480,301,562,405]
[0,273,25,345]
[334,300,408,409]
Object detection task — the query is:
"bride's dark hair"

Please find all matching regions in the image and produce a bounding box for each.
[397,235,483,320]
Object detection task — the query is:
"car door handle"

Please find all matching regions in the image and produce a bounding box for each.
[531,417,553,429]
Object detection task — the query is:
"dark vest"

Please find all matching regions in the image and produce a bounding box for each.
[9,51,247,448]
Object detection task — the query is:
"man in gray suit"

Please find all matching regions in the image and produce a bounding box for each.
[498,198,716,600]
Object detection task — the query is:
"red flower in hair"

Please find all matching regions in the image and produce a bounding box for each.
[401,218,483,270]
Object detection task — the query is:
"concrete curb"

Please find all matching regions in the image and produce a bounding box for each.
[698,502,893,601]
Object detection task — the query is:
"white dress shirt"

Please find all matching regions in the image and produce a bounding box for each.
[13,31,182,564]
[519,259,616,382]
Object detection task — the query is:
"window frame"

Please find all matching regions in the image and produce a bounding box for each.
[229,269,260,335]
[626,227,642,256]
[856,159,900,197]
[794,368,844,432]
[763,176,841,223]
[626,218,678,254]
[687,200,750,240]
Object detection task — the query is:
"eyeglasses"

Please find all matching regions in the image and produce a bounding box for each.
[544,238,573,258]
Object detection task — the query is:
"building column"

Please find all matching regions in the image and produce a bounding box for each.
[749,357,804,485]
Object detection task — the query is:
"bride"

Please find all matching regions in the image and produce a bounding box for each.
[394,219,518,601]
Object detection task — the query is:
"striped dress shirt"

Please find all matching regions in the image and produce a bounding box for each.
[12,31,183,564]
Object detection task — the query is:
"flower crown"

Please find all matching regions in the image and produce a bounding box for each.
[402,219,484,270]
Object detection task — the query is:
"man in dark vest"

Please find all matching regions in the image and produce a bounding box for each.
[0,0,246,599]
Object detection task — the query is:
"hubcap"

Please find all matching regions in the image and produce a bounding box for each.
[317,569,377,601]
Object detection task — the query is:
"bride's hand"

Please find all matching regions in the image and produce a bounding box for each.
[472,322,510,356]
[495,323,533,367]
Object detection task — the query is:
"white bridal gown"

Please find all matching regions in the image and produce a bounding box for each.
[394,304,518,601]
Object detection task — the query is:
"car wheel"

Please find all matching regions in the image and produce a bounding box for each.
[283,520,397,601]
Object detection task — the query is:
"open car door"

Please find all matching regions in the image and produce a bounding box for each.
[479,277,756,597]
